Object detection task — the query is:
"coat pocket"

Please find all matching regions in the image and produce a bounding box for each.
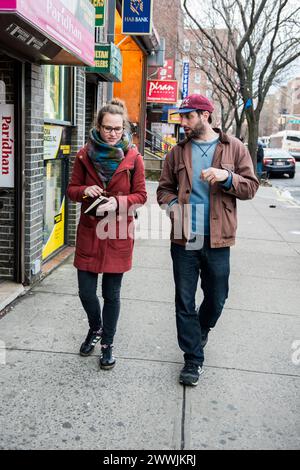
[221,198,237,238]
[76,224,96,257]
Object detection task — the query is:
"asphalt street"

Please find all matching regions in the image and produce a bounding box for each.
[271,161,300,204]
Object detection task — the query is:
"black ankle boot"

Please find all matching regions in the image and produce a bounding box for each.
[99,344,115,370]
[79,328,102,356]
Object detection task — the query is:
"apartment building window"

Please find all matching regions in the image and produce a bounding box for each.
[194,72,201,84]
[183,39,191,52]
[195,56,202,67]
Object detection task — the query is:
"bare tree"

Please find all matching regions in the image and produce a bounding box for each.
[183,0,300,166]
[181,27,246,135]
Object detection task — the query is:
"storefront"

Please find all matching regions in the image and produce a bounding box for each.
[42,64,74,261]
[0,0,95,285]
[113,1,162,153]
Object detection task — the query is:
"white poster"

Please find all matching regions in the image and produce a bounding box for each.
[44,125,63,160]
[0,104,14,188]
[161,123,175,135]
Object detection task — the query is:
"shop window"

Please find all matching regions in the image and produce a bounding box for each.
[44,65,73,124]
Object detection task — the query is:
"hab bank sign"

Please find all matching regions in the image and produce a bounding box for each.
[0,0,95,66]
[146,80,178,104]
[122,0,153,35]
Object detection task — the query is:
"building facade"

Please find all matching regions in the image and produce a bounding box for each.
[0,0,161,294]
[259,77,300,137]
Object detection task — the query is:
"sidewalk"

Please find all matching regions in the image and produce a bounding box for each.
[0,182,299,450]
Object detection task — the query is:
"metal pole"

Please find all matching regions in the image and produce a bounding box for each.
[107,0,116,101]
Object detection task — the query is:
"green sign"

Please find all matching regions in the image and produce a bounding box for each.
[92,0,106,27]
[288,119,300,124]
[86,43,122,82]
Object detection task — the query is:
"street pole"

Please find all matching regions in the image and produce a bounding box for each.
[107,0,116,101]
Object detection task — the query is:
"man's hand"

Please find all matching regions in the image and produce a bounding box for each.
[201,168,229,184]
[96,197,117,215]
[84,185,103,198]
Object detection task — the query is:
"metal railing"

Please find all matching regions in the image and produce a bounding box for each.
[144,128,173,159]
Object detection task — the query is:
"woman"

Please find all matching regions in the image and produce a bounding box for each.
[67,98,147,370]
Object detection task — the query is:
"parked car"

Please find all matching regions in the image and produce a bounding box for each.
[263,148,296,178]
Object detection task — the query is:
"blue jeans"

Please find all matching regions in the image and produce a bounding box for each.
[77,270,123,345]
[257,161,263,178]
[171,239,230,366]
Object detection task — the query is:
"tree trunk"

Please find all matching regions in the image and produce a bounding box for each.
[245,110,259,171]
[234,108,245,139]
[235,116,243,139]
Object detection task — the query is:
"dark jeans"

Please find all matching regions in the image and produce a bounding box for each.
[171,239,230,366]
[77,270,123,345]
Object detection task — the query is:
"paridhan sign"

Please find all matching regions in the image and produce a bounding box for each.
[0,105,14,188]
[146,80,178,104]
[0,0,95,66]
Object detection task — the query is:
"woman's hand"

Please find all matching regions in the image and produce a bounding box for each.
[96,197,118,215]
[84,185,103,198]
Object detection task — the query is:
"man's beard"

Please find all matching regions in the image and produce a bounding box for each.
[187,121,206,140]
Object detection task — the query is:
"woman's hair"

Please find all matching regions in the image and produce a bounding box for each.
[96,98,131,133]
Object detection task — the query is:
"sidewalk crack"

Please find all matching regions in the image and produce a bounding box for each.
[181,386,186,450]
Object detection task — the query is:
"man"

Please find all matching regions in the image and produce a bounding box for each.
[256,141,264,178]
[157,94,259,386]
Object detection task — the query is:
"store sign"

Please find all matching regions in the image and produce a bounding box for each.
[44,125,71,160]
[93,0,106,27]
[42,197,65,260]
[44,125,63,160]
[168,108,180,124]
[182,61,189,99]
[122,0,153,35]
[0,104,14,188]
[0,0,95,66]
[0,1,16,7]
[158,59,174,80]
[146,80,178,104]
[86,43,122,82]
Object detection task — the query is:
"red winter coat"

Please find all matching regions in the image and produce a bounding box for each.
[67,145,147,273]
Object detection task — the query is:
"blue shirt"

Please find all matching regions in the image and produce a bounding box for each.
[190,138,219,235]
[168,138,232,237]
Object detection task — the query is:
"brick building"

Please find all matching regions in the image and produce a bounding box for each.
[0,0,162,302]
[259,77,300,137]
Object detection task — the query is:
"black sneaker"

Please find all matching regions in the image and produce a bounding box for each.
[99,344,116,370]
[79,328,102,357]
[201,328,210,348]
[179,363,203,386]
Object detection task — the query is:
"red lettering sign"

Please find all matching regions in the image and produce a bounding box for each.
[146,80,178,104]
[0,106,14,187]
[158,59,175,80]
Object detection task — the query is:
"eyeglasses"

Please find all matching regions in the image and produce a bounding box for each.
[101,125,124,134]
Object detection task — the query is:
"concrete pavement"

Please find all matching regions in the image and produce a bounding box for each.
[0,182,299,450]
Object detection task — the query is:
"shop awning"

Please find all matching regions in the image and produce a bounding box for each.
[0,1,95,66]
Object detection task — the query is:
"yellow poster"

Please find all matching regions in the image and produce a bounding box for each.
[168,108,180,124]
[42,198,65,260]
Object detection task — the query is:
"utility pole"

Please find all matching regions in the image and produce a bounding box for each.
[107,0,116,101]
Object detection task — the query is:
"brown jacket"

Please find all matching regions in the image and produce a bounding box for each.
[157,129,259,248]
